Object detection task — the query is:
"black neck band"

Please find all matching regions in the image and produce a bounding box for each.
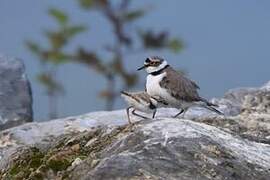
[149,65,169,76]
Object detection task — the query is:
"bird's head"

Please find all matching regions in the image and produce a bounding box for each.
[137,56,168,74]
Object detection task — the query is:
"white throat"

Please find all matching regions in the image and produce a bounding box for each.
[146,61,168,74]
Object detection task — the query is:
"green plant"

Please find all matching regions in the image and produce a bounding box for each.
[27,0,183,119]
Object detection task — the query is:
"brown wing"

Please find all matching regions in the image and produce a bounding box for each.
[160,67,201,102]
[137,92,152,104]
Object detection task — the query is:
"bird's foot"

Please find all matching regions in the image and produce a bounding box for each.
[172,109,185,118]
[171,115,184,119]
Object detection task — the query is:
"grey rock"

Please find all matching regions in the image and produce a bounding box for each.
[211,81,270,116]
[0,54,33,130]
[79,119,270,180]
[195,81,270,144]
[261,80,270,91]
[1,81,270,179]
[1,118,269,180]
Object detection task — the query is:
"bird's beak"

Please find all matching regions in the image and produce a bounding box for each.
[137,65,146,71]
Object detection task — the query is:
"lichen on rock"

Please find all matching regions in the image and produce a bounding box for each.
[1,81,270,179]
[0,126,129,179]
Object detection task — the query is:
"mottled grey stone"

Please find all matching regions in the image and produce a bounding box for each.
[1,81,270,179]
[79,119,270,180]
[0,54,33,130]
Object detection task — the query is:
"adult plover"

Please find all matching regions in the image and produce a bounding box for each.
[121,91,167,124]
[137,56,223,117]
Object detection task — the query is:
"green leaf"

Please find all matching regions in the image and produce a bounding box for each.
[123,9,145,22]
[37,73,64,94]
[25,41,41,55]
[79,0,107,9]
[49,8,68,25]
[65,25,87,38]
[79,0,93,9]
[47,51,69,64]
[45,31,67,49]
[168,39,183,53]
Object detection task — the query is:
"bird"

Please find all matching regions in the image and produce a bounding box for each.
[121,91,168,124]
[137,56,223,118]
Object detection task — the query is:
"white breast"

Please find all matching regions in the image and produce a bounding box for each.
[146,73,166,96]
[146,73,183,108]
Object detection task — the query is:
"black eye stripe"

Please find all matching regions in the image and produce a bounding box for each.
[145,57,164,65]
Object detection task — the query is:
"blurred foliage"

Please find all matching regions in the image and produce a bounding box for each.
[27,0,184,119]
[122,9,145,22]
[26,8,86,119]
[168,39,183,52]
[37,73,64,95]
[79,0,108,9]
[49,8,68,25]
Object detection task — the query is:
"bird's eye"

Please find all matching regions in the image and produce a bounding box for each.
[145,58,151,63]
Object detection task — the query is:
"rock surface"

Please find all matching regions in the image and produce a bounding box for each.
[0,81,270,179]
[0,54,33,130]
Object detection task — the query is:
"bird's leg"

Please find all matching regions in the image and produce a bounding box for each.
[173,109,185,118]
[182,110,187,118]
[152,109,157,119]
[132,110,148,119]
[126,106,133,124]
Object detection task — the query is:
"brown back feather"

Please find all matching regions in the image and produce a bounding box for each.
[160,66,201,102]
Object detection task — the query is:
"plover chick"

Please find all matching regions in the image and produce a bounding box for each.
[138,56,223,118]
[121,91,167,124]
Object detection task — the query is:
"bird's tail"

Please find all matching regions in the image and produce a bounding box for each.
[120,91,131,97]
[199,97,224,115]
[202,104,224,115]
[120,91,134,101]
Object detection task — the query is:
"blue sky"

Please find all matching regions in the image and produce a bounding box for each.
[1,0,270,121]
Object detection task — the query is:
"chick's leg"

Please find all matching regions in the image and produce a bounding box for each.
[132,109,148,119]
[152,109,157,119]
[126,106,133,124]
[173,109,185,118]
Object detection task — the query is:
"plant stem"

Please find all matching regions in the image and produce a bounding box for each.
[105,74,115,111]
[48,68,58,119]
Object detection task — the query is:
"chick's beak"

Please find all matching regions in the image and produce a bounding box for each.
[137,64,147,71]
